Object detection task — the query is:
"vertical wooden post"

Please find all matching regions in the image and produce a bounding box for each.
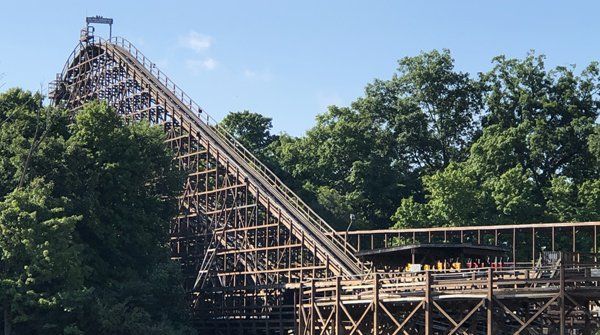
[293,285,298,335]
[300,231,305,281]
[373,273,379,335]
[425,271,432,335]
[335,277,341,335]
[513,228,517,267]
[532,227,536,266]
[595,225,598,263]
[310,280,315,335]
[487,267,494,335]
[344,232,348,253]
[572,226,576,253]
[594,226,597,253]
[298,282,304,335]
[312,244,316,279]
[560,252,565,335]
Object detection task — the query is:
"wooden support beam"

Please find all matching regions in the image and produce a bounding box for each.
[560,254,566,335]
[425,271,431,335]
[448,299,485,335]
[373,273,379,335]
[310,280,315,335]
[487,267,493,335]
[56,36,600,335]
[335,277,341,335]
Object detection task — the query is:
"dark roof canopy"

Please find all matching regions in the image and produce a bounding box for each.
[356,243,509,267]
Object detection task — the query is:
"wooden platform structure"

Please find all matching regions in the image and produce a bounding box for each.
[297,258,600,335]
[356,243,509,269]
[50,24,600,334]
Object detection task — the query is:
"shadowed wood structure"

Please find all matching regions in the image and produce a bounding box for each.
[50,26,600,335]
[356,243,508,269]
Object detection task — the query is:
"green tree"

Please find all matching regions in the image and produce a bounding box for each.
[0,90,193,334]
[362,49,482,173]
[488,165,539,222]
[60,102,191,334]
[578,179,600,221]
[274,105,400,229]
[391,196,430,229]
[482,54,599,185]
[218,52,599,230]
[392,53,600,228]
[589,124,600,173]
[0,180,82,334]
[266,50,483,229]
[219,110,277,154]
[0,89,69,198]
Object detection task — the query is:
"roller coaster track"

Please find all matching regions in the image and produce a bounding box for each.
[51,30,367,325]
[50,30,600,334]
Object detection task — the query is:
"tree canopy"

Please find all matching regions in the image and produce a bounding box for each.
[221,51,600,230]
[1,48,599,333]
[0,89,193,334]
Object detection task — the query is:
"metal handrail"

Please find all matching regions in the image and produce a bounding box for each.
[56,35,364,272]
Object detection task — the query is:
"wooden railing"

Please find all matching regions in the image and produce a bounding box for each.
[335,221,600,263]
[297,261,600,334]
[301,265,598,301]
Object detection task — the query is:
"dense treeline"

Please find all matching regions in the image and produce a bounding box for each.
[220,50,600,230]
[0,90,194,334]
[0,49,599,333]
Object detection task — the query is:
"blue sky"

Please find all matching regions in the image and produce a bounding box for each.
[1,1,599,136]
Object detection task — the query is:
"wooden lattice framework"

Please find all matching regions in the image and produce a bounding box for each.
[298,261,600,335]
[50,29,600,335]
[51,30,366,333]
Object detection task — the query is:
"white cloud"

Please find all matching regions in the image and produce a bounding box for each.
[185,58,218,73]
[243,69,273,82]
[179,31,213,53]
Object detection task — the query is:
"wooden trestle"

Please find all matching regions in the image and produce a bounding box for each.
[50,30,600,334]
[297,260,600,335]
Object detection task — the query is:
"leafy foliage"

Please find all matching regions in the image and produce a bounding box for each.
[0,180,82,333]
[1,47,599,332]
[0,90,192,334]
[220,51,600,229]
[220,110,276,154]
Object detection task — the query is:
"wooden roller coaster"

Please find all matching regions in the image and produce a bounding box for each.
[49,21,600,334]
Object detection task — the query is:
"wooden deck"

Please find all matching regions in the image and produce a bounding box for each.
[297,263,600,334]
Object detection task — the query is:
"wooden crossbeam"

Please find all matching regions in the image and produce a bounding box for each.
[448,299,485,335]
[514,295,559,334]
